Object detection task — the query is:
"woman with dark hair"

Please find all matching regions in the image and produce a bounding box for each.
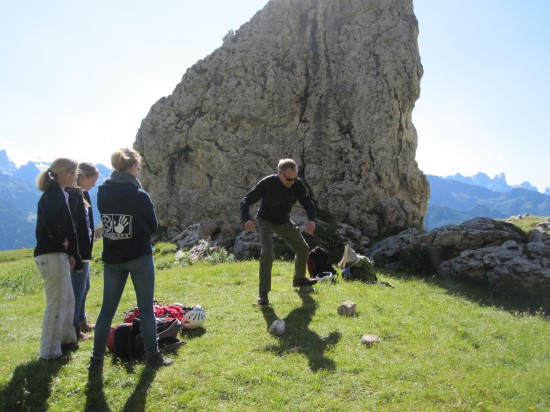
[35,158,81,360]
[88,148,173,375]
[67,162,99,340]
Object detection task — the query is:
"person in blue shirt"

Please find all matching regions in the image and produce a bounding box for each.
[67,162,99,341]
[88,147,172,375]
[240,158,318,305]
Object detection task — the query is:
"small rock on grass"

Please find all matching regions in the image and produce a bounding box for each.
[361,334,382,346]
[337,300,356,316]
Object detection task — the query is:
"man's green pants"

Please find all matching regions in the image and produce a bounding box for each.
[256,218,310,293]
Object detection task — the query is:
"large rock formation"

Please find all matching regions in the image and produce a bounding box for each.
[135,0,428,244]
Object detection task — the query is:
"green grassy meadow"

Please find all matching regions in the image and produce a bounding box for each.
[0,243,548,411]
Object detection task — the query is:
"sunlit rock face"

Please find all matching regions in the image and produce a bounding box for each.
[135,0,428,244]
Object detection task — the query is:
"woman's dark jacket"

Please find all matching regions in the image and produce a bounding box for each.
[97,171,158,264]
[67,188,95,260]
[34,181,82,270]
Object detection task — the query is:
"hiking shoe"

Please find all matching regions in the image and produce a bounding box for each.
[292,277,318,287]
[80,320,95,332]
[78,331,92,341]
[146,353,174,368]
[87,357,104,376]
[256,292,269,306]
[75,326,92,341]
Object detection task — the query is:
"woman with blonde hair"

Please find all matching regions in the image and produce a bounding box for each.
[67,162,99,340]
[88,147,173,374]
[35,158,81,360]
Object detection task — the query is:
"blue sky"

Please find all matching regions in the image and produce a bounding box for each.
[414,0,550,192]
[1,1,549,191]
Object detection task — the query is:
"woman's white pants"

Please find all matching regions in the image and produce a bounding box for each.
[35,253,77,359]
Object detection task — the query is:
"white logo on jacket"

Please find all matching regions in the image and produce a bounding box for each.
[101,214,133,240]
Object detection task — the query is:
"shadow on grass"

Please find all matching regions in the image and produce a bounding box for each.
[261,292,341,372]
[120,366,158,412]
[84,360,158,412]
[0,356,69,411]
[380,269,549,318]
[84,372,109,412]
[180,327,206,340]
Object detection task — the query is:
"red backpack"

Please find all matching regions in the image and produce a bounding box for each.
[123,304,191,323]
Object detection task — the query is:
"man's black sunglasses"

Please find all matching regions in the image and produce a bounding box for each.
[281,170,297,182]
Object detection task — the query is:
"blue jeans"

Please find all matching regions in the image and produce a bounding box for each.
[70,261,90,327]
[92,255,159,359]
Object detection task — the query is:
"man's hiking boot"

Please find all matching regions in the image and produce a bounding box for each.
[80,320,95,332]
[146,353,174,368]
[256,292,269,306]
[87,357,104,376]
[75,326,91,341]
[292,277,318,287]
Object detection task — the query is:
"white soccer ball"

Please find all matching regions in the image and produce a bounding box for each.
[269,319,285,335]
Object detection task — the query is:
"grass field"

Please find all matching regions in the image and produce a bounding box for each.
[0,243,548,411]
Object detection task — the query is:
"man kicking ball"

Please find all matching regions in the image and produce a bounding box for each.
[240,158,318,305]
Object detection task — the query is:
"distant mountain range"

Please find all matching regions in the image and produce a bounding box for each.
[0,149,111,250]
[1,149,549,249]
[443,172,549,195]
[425,174,550,230]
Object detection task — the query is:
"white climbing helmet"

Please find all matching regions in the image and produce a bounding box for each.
[182,305,206,329]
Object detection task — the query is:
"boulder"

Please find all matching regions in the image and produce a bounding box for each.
[134,0,428,248]
[367,217,550,291]
[440,240,550,290]
[171,223,204,248]
[233,230,262,260]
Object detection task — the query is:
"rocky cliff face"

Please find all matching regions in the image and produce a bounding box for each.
[135,0,428,243]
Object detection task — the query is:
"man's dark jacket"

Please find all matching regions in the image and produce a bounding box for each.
[240,174,316,225]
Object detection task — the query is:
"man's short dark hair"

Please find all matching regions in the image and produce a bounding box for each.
[278,158,297,172]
